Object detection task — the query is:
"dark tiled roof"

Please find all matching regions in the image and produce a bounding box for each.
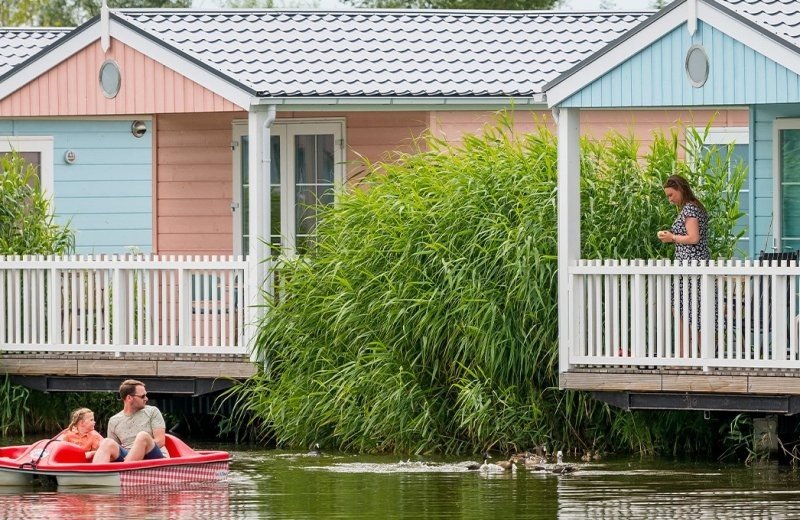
[0,28,71,76]
[718,0,800,47]
[113,9,652,98]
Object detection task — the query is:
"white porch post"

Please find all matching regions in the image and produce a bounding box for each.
[246,104,276,360]
[557,107,581,376]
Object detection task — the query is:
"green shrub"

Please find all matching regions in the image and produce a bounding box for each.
[0,150,74,255]
[224,113,745,455]
[0,149,75,437]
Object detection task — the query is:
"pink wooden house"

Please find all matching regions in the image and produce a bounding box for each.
[0,7,747,392]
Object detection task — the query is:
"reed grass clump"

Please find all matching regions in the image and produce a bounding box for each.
[226,113,745,455]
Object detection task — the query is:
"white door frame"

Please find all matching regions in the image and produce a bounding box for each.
[772,118,800,252]
[232,119,345,256]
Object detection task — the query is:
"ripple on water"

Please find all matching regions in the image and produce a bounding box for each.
[307,460,487,473]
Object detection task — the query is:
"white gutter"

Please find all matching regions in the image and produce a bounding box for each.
[249,95,545,108]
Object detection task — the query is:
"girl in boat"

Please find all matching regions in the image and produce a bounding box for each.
[59,408,104,461]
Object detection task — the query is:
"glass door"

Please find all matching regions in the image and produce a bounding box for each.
[779,127,800,253]
[232,120,343,256]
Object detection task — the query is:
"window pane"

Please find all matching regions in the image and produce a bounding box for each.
[2,151,41,188]
[270,135,281,255]
[294,133,336,244]
[317,135,334,183]
[295,135,315,185]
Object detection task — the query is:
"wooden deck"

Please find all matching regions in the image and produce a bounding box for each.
[0,351,257,395]
[562,367,800,413]
[561,367,800,394]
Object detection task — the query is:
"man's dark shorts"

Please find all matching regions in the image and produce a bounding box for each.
[113,444,165,462]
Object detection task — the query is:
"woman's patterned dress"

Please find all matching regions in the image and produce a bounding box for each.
[672,201,710,329]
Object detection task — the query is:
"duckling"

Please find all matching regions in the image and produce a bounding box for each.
[307,443,322,456]
[550,450,577,474]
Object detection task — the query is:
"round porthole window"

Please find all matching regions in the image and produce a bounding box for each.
[685,44,709,88]
[99,60,121,99]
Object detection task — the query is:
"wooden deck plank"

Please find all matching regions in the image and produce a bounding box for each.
[0,359,78,376]
[560,372,661,391]
[78,360,158,376]
[661,374,747,393]
[748,376,800,394]
[156,360,255,378]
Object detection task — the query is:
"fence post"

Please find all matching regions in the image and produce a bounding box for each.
[112,254,125,354]
[775,260,788,362]
[700,259,714,371]
[633,259,646,361]
[179,256,192,351]
[571,259,585,363]
[49,255,61,346]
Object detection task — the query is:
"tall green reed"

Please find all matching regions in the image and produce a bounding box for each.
[223,113,745,455]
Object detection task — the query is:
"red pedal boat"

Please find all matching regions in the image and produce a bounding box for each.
[0,434,230,487]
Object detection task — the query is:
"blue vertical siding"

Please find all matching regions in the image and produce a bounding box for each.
[1,119,152,254]
[560,21,800,108]
[750,105,800,256]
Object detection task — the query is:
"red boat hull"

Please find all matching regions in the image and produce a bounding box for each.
[0,434,230,487]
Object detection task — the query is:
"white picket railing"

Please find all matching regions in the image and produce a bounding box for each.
[0,254,251,354]
[567,258,800,370]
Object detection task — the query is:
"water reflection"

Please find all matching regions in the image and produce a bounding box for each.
[0,482,245,519]
[2,450,800,519]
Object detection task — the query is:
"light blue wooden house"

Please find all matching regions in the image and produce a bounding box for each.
[546,0,800,413]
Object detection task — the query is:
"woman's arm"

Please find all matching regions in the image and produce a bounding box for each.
[669,216,700,245]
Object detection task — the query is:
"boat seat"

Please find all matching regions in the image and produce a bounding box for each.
[49,440,90,464]
[163,434,194,458]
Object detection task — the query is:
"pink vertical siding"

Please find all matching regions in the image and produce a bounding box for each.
[156,112,240,255]
[430,109,750,152]
[0,39,242,117]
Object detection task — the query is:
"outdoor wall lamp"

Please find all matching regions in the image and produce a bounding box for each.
[131,120,147,138]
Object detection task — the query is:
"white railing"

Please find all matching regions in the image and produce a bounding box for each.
[0,254,251,354]
[568,258,800,370]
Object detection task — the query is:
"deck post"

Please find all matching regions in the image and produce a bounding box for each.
[246,104,277,361]
[557,107,580,376]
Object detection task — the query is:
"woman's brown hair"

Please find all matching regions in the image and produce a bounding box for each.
[664,174,706,213]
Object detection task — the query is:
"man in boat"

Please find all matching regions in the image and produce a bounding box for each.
[93,379,168,463]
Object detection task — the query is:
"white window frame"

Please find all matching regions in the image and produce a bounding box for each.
[690,126,750,253]
[0,136,54,198]
[232,119,345,256]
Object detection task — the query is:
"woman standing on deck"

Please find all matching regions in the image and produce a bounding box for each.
[657,174,710,356]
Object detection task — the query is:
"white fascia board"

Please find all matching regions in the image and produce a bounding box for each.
[109,21,252,110]
[698,2,800,77]
[250,96,544,111]
[0,25,101,102]
[546,6,687,108]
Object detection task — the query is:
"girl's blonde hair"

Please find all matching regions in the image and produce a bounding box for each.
[68,407,93,431]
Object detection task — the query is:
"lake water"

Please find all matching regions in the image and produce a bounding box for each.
[2,446,800,519]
